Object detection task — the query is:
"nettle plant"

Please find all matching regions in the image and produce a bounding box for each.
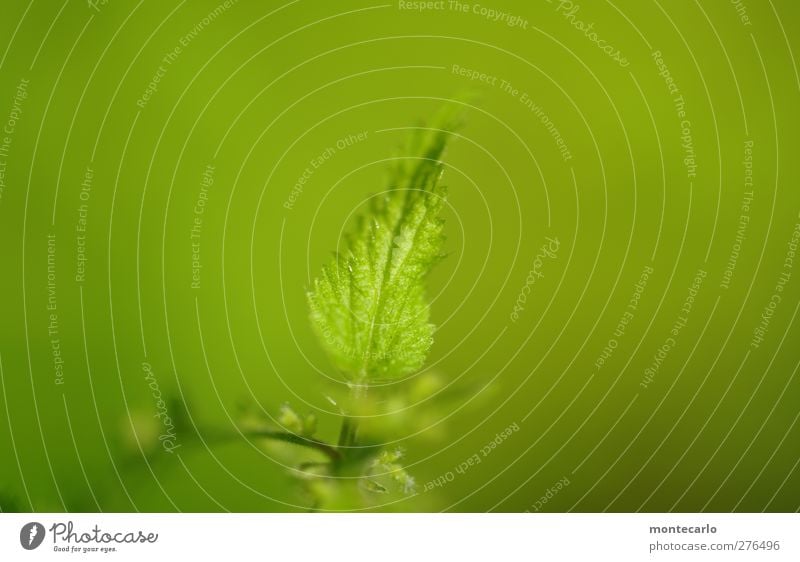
[248,107,463,510]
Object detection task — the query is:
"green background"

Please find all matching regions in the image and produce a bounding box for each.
[0,0,798,512]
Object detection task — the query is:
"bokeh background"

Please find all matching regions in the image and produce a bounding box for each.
[0,0,798,512]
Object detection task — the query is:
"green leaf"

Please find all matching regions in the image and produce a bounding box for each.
[363,447,416,495]
[308,106,462,383]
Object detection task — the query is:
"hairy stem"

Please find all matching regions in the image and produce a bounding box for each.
[337,417,357,448]
[337,383,368,450]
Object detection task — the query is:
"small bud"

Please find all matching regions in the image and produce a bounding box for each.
[303,413,318,436]
[278,403,304,435]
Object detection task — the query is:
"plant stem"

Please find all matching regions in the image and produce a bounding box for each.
[337,382,368,450]
[337,417,356,448]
